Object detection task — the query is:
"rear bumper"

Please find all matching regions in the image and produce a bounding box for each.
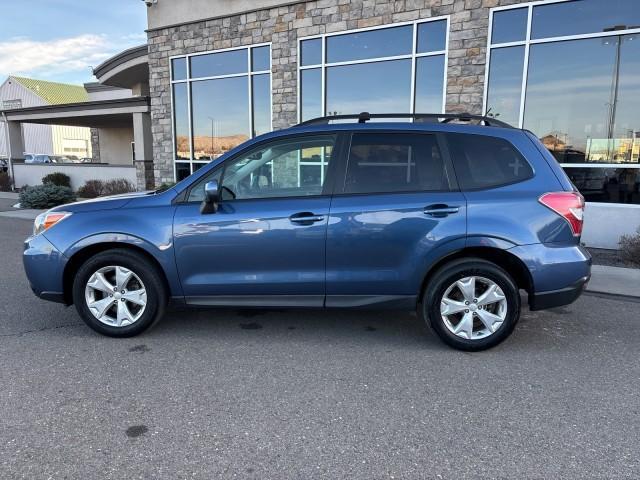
[529,275,590,311]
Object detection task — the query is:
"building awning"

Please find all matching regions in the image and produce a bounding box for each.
[0,96,150,128]
[93,45,149,90]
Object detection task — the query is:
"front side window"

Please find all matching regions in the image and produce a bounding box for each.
[343,133,449,194]
[188,135,335,202]
[447,134,533,190]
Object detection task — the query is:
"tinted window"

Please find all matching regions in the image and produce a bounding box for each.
[300,68,322,121]
[491,8,528,44]
[417,20,447,53]
[447,134,533,190]
[326,25,413,63]
[251,46,270,72]
[190,50,247,78]
[301,38,322,66]
[531,0,640,40]
[414,56,445,113]
[171,58,187,81]
[486,46,525,127]
[344,133,449,194]
[188,136,336,202]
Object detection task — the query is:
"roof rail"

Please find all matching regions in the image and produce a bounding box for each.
[297,112,514,129]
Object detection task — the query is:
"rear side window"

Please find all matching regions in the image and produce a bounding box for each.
[447,133,533,190]
[343,133,450,194]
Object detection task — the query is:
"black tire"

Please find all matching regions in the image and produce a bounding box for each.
[420,258,520,351]
[72,248,167,337]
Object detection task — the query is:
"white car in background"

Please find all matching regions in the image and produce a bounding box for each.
[24,154,54,164]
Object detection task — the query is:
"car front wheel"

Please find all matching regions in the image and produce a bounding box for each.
[422,258,520,351]
[72,249,167,337]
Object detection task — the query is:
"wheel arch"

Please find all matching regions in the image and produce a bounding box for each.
[419,246,534,303]
[62,241,172,305]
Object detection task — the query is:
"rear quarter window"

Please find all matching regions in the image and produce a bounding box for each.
[447,133,533,190]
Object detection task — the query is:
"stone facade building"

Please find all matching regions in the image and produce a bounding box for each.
[143,0,640,248]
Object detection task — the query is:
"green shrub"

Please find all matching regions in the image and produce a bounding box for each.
[42,172,71,188]
[0,172,11,192]
[19,184,76,209]
[619,227,640,268]
[103,178,136,196]
[76,180,105,199]
[156,181,176,192]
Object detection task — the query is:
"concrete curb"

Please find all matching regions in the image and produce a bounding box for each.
[586,265,640,298]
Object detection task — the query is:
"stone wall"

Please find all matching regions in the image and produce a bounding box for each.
[147,0,529,185]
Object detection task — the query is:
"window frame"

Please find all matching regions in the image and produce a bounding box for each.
[178,132,349,205]
[332,130,459,197]
[483,0,640,205]
[170,43,273,181]
[297,17,450,124]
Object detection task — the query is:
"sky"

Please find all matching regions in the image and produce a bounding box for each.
[0,0,148,86]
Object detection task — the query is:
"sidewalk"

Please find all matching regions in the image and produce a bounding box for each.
[586,265,640,298]
[0,192,19,200]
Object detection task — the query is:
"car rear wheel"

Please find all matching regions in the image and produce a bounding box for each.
[72,249,167,337]
[421,258,520,351]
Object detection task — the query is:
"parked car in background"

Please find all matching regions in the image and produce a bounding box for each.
[23,113,591,351]
[24,154,54,164]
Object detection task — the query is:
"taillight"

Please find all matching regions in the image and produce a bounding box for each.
[539,192,585,237]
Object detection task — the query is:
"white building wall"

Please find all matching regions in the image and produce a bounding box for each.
[98,127,134,165]
[51,125,92,157]
[13,163,137,190]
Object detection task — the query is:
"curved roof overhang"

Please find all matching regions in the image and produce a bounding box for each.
[93,45,149,89]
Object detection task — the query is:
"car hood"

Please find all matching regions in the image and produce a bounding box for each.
[51,190,155,213]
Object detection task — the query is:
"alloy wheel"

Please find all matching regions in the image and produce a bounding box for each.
[84,266,147,327]
[440,276,507,340]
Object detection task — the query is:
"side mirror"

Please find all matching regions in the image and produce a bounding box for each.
[200,180,220,214]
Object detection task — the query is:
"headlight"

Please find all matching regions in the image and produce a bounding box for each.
[33,211,72,236]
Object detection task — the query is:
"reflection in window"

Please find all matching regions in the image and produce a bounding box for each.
[326,25,413,63]
[252,74,270,137]
[531,0,640,40]
[344,133,449,194]
[417,20,447,53]
[301,38,322,66]
[190,49,247,78]
[172,45,271,178]
[326,60,412,115]
[173,83,189,160]
[300,68,322,121]
[415,56,445,113]
[299,20,448,122]
[175,162,191,181]
[523,36,640,165]
[220,136,336,200]
[172,58,187,81]
[191,77,249,160]
[486,46,524,127]
[251,46,270,72]
[565,167,640,204]
[491,8,528,44]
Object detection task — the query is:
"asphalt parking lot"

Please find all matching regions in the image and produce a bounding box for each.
[1,215,639,479]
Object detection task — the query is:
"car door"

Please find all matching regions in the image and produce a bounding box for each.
[173,133,342,306]
[325,130,467,307]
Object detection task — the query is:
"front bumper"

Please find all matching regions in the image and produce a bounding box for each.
[23,233,67,304]
[529,275,590,311]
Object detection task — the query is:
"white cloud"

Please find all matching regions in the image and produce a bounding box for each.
[0,34,143,81]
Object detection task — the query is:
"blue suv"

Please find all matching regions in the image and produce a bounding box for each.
[23,113,591,350]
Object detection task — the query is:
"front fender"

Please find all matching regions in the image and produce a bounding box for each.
[61,232,183,297]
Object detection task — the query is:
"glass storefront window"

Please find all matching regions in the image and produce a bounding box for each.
[417,19,447,53]
[172,45,272,178]
[326,60,412,115]
[326,25,413,63]
[414,56,445,113]
[301,39,322,66]
[172,83,189,160]
[485,46,524,127]
[299,19,449,122]
[531,0,640,40]
[190,49,247,78]
[171,58,187,81]
[300,68,322,122]
[486,2,640,204]
[491,8,528,44]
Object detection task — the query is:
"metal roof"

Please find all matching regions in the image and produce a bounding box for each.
[10,76,89,105]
